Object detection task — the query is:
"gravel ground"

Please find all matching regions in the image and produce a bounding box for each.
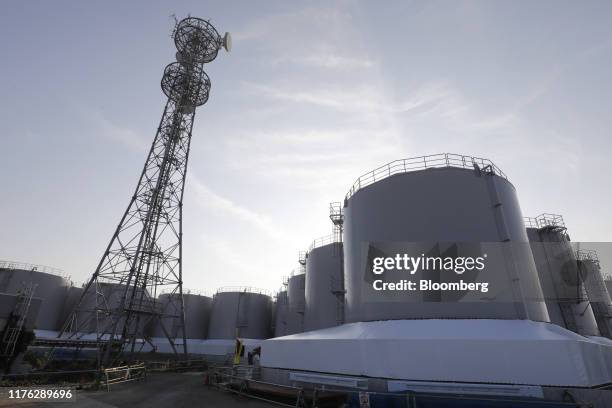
[0,372,276,408]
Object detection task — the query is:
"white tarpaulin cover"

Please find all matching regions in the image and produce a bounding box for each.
[261,319,612,387]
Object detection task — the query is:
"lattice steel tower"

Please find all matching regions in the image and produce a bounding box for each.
[56,17,230,366]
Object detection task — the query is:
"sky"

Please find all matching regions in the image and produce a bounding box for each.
[1,1,611,292]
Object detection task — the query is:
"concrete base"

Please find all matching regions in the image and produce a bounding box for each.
[34,330,264,361]
[147,337,264,357]
[261,319,612,388]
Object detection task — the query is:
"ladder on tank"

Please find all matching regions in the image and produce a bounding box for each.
[329,202,345,325]
[331,275,346,326]
[1,282,37,358]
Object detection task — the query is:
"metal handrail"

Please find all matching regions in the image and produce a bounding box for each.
[208,366,301,408]
[103,363,146,391]
[159,287,213,297]
[215,286,272,297]
[345,153,507,200]
[577,249,599,264]
[524,214,566,230]
[308,234,341,253]
[524,217,539,229]
[208,366,564,407]
[0,259,70,282]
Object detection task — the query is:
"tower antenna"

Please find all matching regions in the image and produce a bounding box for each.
[52,16,230,368]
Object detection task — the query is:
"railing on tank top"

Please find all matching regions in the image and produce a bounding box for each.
[308,234,341,253]
[345,153,507,200]
[577,249,599,264]
[524,214,566,230]
[215,286,272,297]
[0,259,71,282]
[159,287,213,297]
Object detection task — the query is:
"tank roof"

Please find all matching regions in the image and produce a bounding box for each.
[346,153,507,200]
[308,234,341,253]
[215,286,271,297]
[0,259,70,282]
[160,287,213,297]
[290,267,305,277]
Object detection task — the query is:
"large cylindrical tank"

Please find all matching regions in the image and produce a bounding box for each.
[526,223,599,336]
[0,293,42,331]
[75,282,147,335]
[579,255,612,338]
[286,273,305,334]
[273,290,289,337]
[58,285,84,330]
[207,288,272,339]
[605,279,612,301]
[304,240,344,331]
[150,292,211,339]
[0,266,67,330]
[343,155,549,323]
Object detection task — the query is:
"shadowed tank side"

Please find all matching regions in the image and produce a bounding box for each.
[207,289,272,339]
[343,156,549,323]
[304,241,344,331]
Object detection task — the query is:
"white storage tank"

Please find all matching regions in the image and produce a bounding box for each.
[578,251,612,338]
[0,293,42,332]
[526,215,599,336]
[304,237,344,331]
[273,290,289,337]
[605,277,612,301]
[342,154,549,323]
[0,261,68,330]
[286,273,305,334]
[150,291,211,339]
[73,282,148,335]
[59,285,84,331]
[207,288,272,339]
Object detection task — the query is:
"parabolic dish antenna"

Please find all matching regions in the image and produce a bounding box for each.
[223,32,232,52]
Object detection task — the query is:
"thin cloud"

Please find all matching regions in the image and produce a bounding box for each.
[233,5,377,74]
[83,109,150,152]
[243,82,393,114]
[269,52,377,71]
[189,174,284,240]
